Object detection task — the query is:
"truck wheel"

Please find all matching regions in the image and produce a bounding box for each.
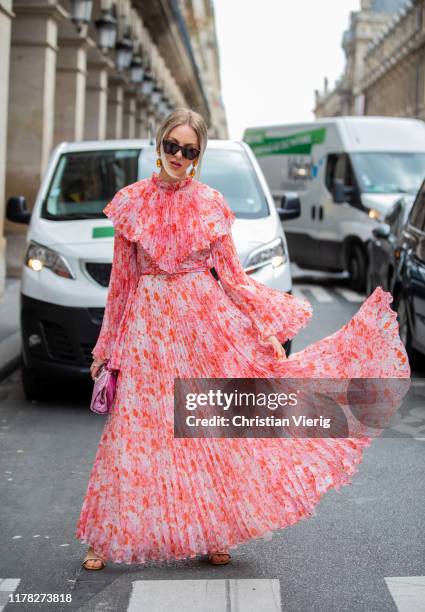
[395,293,423,371]
[20,354,47,401]
[348,244,366,293]
[365,264,374,296]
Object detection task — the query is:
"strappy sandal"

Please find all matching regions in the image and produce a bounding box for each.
[208,550,231,565]
[82,552,105,571]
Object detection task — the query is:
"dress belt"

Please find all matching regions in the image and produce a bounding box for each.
[139,266,211,276]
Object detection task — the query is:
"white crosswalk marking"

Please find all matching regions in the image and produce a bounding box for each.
[334,288,366,302]
[1,575,422,611]
[0,579,21,611]
[390,422,425,437]
[294,284,333,302]
[292,284,366,304]
[309,286,335,302]
[385,576,425,612]
[128,579,281,612]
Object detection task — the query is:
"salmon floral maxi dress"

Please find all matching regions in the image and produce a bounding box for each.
[75,171,411,564]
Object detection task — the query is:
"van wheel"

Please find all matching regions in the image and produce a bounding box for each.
[20,354,47,401]
[347,244,366,293]
[395,293,423,371]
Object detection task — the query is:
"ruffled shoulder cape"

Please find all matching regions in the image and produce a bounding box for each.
[103,172,236,273]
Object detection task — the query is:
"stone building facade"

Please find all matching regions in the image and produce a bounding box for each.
[362,0,425,117]
[0,0,228,295]
[314,0,413,118]
[179,0,228,138]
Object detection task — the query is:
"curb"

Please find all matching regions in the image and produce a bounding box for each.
[0,331,21,382]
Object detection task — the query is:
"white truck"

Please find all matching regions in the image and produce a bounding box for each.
[243,116,425,291]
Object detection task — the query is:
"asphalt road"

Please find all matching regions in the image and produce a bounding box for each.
[1,271,424,612]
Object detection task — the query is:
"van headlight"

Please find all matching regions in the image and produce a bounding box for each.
[244,237,287,272]
[24,240,75,279]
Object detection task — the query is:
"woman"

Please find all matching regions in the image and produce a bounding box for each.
[76,108,411,570]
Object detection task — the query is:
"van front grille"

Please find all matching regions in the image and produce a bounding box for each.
[88,307,105,325]
[86,263,112,287]
[81,342,97,366]
[41,320,76,363]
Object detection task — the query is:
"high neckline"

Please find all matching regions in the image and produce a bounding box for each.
[103,179,236,273]
[150,171,193,191]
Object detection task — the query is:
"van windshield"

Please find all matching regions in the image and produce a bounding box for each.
[139,146,269,218]
[42,149,141,220]
[350,152,425,195]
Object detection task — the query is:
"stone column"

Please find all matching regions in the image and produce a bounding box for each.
[123,90,137,138]
[418,47,425,119]
[5,0,67,277]
[0,0,14,296]
[106,75,126,139]
[147,107,162,141]
[53,20,92,145]
[85,49,113,140]
[136,101,150,138]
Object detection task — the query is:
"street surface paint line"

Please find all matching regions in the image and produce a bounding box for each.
[2,576,424,610]
[334,287,366,302]
[0,579,21,612]
[390,422,425,438]
[293,284,333,302]
[128,579,281,612]
[306,285,334,303]
[293,285,366,303]
[385,576,425,612]
[290,286,310,302]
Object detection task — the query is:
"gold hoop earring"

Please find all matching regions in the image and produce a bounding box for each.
[156,157,162,168]
[189,159,198,178]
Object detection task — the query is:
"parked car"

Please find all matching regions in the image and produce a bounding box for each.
[365,194,415,296]
[391,178,425,368]
[7,138,299,400]
[243,116,425,292]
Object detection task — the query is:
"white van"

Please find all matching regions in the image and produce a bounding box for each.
[7,139,297,399]
[243,116,425,291]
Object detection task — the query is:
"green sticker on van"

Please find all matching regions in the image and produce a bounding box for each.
[244,127,326,157]
[92,226,115,238]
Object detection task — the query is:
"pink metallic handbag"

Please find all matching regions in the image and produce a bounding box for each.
[90,360,117,415]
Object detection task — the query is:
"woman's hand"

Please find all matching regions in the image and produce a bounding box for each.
[264,335,287,361]
[90,358,108,381]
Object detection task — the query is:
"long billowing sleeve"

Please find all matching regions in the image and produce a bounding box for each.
[91,230,138,361]
[210,230,313,344]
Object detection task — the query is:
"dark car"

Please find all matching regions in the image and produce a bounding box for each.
[392,178,425,368]
[366,195,415,296]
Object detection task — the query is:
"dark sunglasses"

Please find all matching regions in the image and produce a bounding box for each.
[162,138,200,161]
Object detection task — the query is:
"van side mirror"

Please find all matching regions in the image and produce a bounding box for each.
[332,179,355,204]
[6,196,31,224]
[277,192,300,221]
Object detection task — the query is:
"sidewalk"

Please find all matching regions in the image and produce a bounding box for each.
[0,277,21,381]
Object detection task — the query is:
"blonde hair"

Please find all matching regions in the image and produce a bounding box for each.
[156,107,208,180]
